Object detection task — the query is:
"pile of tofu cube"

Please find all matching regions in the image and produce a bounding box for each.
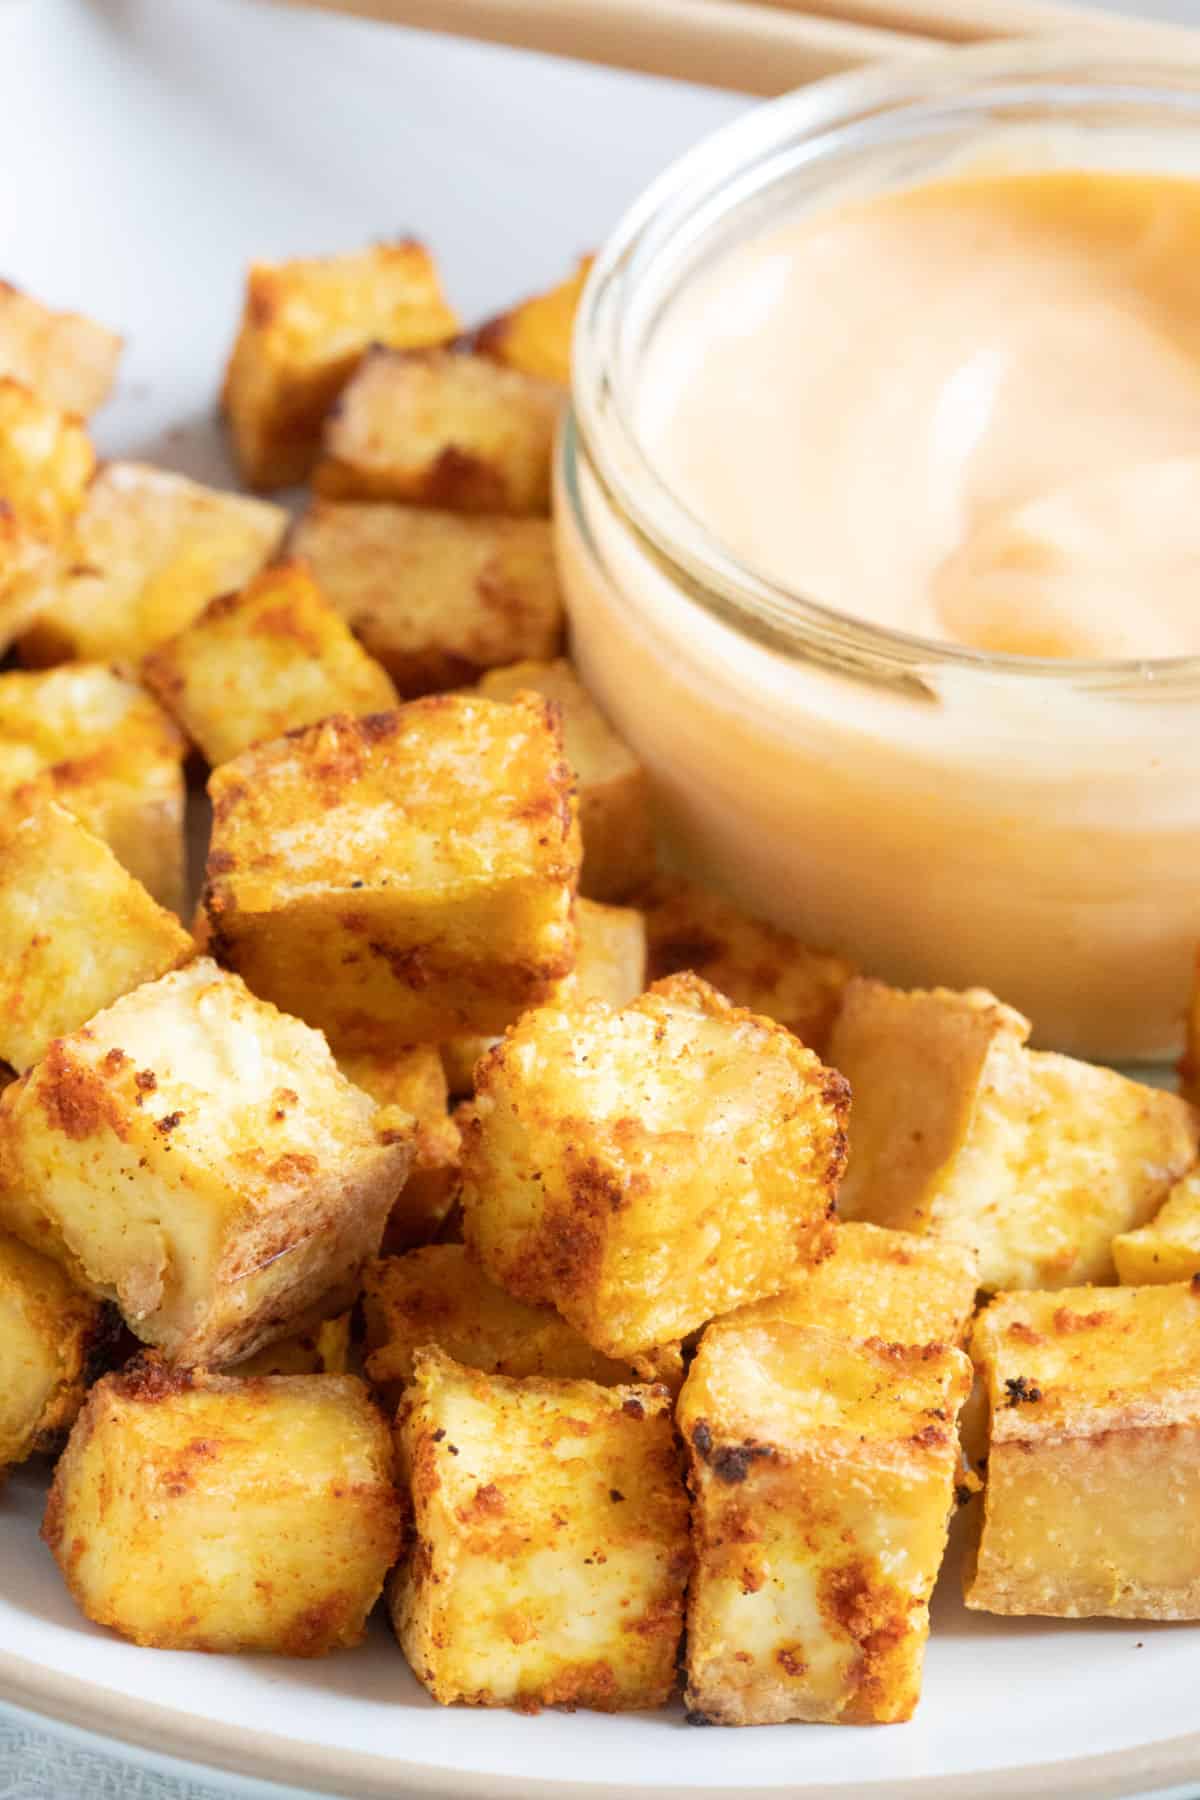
[2,245,1200,1729]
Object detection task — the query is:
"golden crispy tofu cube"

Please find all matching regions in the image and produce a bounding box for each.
[0,663,187,911]
[0,959,411,1365]
[1113,1168,1200,1284]
[0,801,194,1071]
[142,559,397,766]
[475,255,593,386]
[441,894,646,1096]
[338,1045,460,1252]
[679,1321,970,1725]
[714,1220,978,1349]
[0,378,95,651]
[222,242,458,489]
[462,972,847,1358]
[233,1313,351,1378]
[20,462,287,666]
[0,282,120,418]
[362,1246,681,1413]
[641,874,854,1056]
[477,660,654,902]
[203,695,579,1048]
[44,1361,401,1652]
[315,348,560,515]
[966,1283,1200,1618]
[291,500,563,697]
[0,1233,101,1470]
[830,980,1196,1291]
[392,1347,689,1709]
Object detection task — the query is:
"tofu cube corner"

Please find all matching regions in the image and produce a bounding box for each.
[966,1282,1200,1619]
[203,694,580,1048]
[1113,1168,1200,1285]
[0,799,194,1071]
[474,255,593,386]
[829,978,1196,1290]
[461,971,848,1358]
[143,557,398,766]
[0,1232,101,1471]
[0,280,121,418]
[679,1321,970,1725]
[391,1347,690,1710]
[0,959,412,1365]
[43,1361,401,1653]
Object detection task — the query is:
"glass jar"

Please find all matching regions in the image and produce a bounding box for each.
[557,39,1200,1064]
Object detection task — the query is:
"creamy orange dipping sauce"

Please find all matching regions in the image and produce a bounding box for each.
[640,170,1200,659]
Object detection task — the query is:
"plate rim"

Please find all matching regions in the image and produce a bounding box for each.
[3,1644,1199,1800]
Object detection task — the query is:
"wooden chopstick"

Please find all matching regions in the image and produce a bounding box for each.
[271,0,935,95]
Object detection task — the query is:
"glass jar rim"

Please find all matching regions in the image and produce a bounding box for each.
[569,37,1200,690]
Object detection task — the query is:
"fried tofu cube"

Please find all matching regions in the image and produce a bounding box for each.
[0,1233,100,1470]
[203,695,579,1047]
[362,1246,681,1413]
[43,1361,401,1652]
[714,1220,978,1349]
[290,501,563,697]
[392,1347,689,1709]
[475,255,593,386]
[641,875,854,1055]
[477,660,654,902]
[462,972,847,1358]
[441,894,646,1096]
[829,980,1196,1291]
[20,462,287,666]
[679,1321,970,1725]
[0,801,194,1071]
[315,348,560,515]
[966,1283,1200,1618]
[142,559,398,765]
[0,663,187,911]
[0,282,120,417]
[0,960,412,1365]
[1113,1169,1200,1284]
[0,378,95,650]
[222,242,458,489]
[338,1045,460,1252]
[233,1313,351,1378]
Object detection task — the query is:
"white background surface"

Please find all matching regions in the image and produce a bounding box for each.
[3,0,1200,1796]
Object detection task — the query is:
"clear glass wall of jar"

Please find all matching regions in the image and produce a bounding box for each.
[558,41,1200,1063]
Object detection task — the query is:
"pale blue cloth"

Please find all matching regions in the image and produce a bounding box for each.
[0,1713,227,1798]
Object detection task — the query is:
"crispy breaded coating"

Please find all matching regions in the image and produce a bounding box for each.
[712,1220,978,1349]
[478,660,654,902]
[441,894,646,1097]
[315,347,560,514]
[640,873,854,1055]
[0,378,94,651]
[43,1361,401,1652]
[20,462,287,665]
[391,1348,689,1709]
[680,1322,970,1725]
[143,559,397,765]
[0,959,412,1365]
[0,663,187,911]
[0,282,120,418]
[0,1232,101,1471]
[462,972,847,1358]
[966,1283,1200,1618]
[475,255,593,385]
[222,241,458,488]
[337,1045,461,1252]
[830,979,1196,1290]
[290,501,563,697]
[203,695,580,1047]
[362,1246,681,1410]
[0,800,194,1070]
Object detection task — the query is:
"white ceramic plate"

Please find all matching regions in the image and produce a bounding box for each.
[3,2,1200,1796]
